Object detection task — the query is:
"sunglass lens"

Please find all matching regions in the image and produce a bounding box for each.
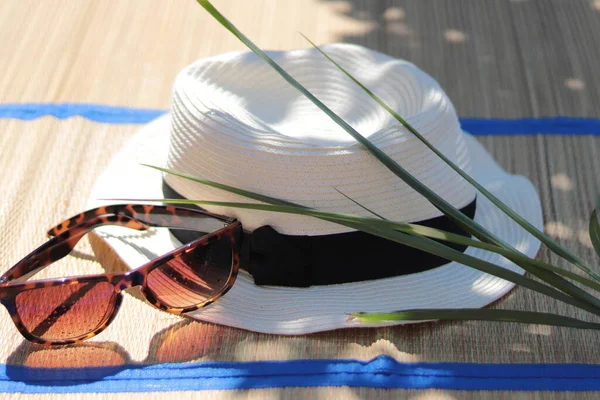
[15,281,116,341]
[146,235,233,309]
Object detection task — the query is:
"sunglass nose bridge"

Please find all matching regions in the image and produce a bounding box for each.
[117,270,145,290]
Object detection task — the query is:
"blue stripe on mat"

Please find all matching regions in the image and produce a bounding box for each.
[0,103,165,124]
[1,103,600,135]
[3,355,600,393]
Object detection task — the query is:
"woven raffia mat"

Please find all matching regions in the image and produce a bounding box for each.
[1,0,600,398]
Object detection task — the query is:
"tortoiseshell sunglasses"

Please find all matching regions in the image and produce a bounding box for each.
[0,204,242,345]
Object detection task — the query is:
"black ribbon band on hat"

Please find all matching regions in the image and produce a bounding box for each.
[163,181,476,287]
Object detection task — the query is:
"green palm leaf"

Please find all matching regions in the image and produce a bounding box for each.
[126,176,600,317]
[149,196,600,316]
[143,167,593,294]
[130,166,600,326]
[302,34,597,283]
[590,196,600,257]
[337,189,600,292]
[333,187,386,220]
[352,309,600,330]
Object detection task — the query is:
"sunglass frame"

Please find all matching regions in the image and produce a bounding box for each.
[0,204,242,345]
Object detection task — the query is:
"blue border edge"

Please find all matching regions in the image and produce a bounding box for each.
[0,103,165,124]
[1,102,600,135]
[3,355,600,393]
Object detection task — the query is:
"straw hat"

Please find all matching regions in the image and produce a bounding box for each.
[89,44,542,334]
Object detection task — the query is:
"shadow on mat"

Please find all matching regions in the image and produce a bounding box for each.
[4,318,232,384]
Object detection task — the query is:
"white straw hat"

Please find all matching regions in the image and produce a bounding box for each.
[89,44,543,334]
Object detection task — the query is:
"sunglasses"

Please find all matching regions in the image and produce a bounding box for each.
[0,204,242,345]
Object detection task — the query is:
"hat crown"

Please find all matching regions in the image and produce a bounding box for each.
[165,43,476,235]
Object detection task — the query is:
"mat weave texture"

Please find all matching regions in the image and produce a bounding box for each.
[1,0,600,398]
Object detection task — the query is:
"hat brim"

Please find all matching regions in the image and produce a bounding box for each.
[88,115,542,335]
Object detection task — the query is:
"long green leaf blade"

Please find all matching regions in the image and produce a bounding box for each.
[193,0,600,311]
[128,193,600,316]
[351,309,600,330]
[126,177,597,294]
[343,190,600,292]
[302,34,598,282]
[188,199,597,292]
[590,207,600,258]
[333,187,386,220]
